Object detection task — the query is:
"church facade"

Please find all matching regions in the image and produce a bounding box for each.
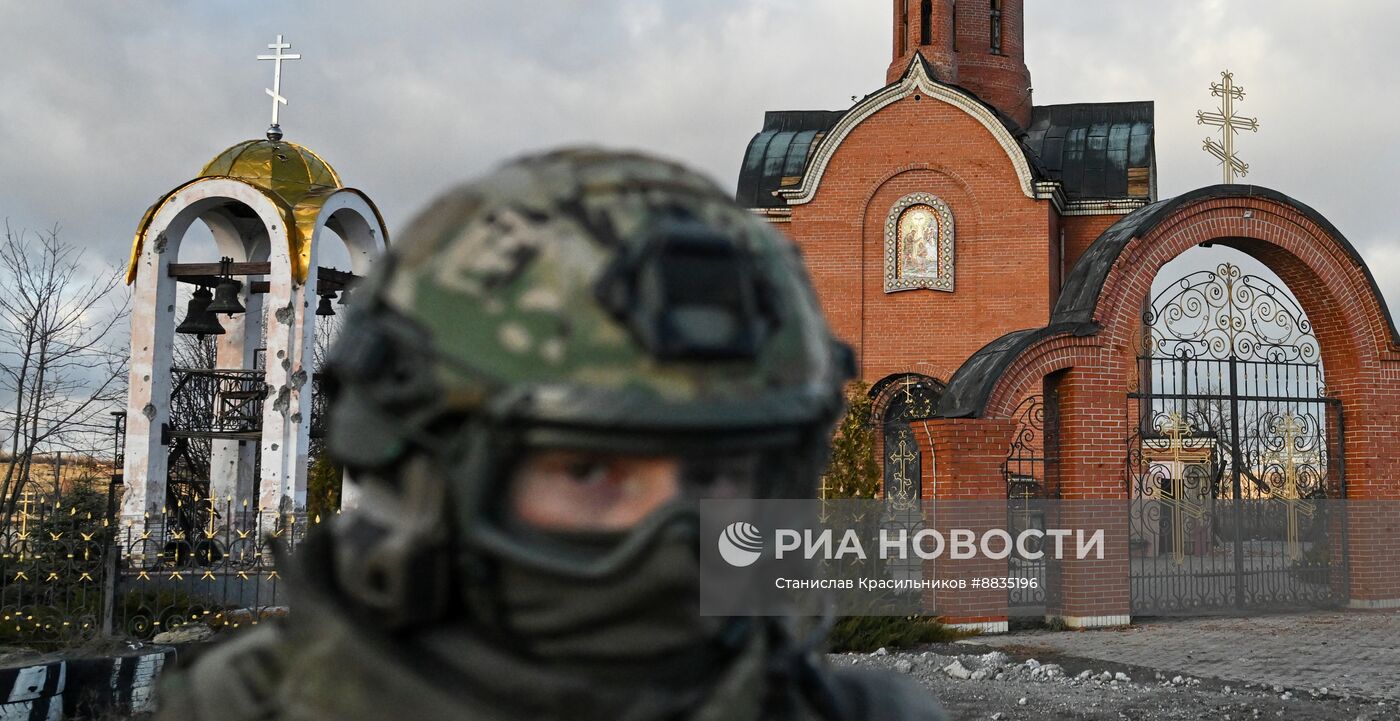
[738,0,1155,503]
[738,1,1400,630]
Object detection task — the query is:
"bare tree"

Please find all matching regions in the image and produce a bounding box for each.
[313,309,342,372]
[172,320,217,370]
[0,221,129,517]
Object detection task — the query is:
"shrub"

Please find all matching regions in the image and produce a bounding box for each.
[820,382,957,652]
[306,452,342,520]
[822,381,881,500]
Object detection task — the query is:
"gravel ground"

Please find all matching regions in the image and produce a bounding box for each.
[832,642,1397,721]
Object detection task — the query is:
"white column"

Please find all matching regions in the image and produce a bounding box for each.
[258,252,318,518]
[121,270,176,520]
[121,215,191,520]
[123,181,291,527]
[209,285,261,510]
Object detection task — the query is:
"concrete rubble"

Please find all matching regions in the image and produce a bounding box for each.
[829,643,1396,721]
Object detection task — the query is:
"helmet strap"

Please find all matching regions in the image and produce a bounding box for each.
[331,453,455,628]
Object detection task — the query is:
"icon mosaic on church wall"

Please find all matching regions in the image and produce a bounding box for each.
[884,193,955,293]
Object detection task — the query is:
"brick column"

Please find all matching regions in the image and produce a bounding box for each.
[1340,395,1400,608]
[922,417,1015,633]
[1043,368,1131,628]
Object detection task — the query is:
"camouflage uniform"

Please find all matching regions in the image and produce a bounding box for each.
[156,150,947,721]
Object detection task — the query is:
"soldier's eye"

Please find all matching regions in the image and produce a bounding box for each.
[566,461,609,486]
[509,451,683,532]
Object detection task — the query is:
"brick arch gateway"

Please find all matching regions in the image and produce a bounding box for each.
[921,185,1400,629]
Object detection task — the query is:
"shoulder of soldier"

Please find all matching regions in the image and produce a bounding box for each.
[155,622,296,721]
[822,664,950,721]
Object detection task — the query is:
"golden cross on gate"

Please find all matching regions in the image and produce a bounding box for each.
[1156,413,1210,565]
[1267,412,1316,560]
[1197,70,1261,185]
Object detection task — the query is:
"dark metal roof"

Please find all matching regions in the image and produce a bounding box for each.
[940,184,1400,419]
[935,323,1097,419]
[1025,102,1155,200]
[736,111,844,209]
[736,66,1153,207]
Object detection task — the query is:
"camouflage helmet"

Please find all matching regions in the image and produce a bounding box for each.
[328,149,852,476]
[323,150,852,620]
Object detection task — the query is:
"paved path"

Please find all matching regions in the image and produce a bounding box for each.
[975,610,1400,701]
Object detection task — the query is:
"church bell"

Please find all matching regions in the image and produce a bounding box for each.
[207,278,246,315]
[176,286,226,338]
[316,292,337,317]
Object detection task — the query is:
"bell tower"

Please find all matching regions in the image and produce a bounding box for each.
[890,0,957,87]
[887,0,1033,129]
[120,35,389,523]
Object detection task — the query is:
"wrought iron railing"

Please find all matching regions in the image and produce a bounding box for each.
[1002,394,1054,612]
[1126,262,1345,613]
[0,489,321,649]
[168,368,267,439]
[168,369,329,439]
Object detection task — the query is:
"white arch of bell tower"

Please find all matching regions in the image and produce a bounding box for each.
[259,189,387,516]
[122,178,387,522]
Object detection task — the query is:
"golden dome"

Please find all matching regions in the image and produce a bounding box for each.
[128,138,383,286]
[199,139,342,207]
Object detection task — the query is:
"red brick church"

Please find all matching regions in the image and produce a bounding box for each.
[737,1,1400,630]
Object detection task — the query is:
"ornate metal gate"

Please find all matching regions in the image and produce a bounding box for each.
[881,376,939,510]
[1128,263,1346,613]
[1004,394,1052,611]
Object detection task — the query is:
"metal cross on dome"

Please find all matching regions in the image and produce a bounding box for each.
[257,34,302,140]
[1197,70,1261,185]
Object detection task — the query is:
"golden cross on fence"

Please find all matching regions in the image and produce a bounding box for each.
[11,489,39,581]
[1198,70,1261,184]
[17,489,34,541]
[1265,413,1317,561]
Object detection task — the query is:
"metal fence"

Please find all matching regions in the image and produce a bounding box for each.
[168,368,267,439]
[0,485,318,649]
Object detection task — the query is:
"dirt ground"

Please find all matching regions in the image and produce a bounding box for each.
[835,642,1396,721]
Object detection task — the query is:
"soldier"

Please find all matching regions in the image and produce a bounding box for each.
[157,150,947,721]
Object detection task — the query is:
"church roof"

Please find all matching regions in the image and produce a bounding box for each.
[736,73,1153,208]
[199,138,343,208]
[736,111,845,209]
[935,322,1096,419]
[127,138,378,285]
[1025,102,1155,201]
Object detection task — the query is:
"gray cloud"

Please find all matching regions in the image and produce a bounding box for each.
[0,0,1395,320]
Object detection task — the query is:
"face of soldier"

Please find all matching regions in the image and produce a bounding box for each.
[491,449,755,668]
[508,451,683,532]
[506,449,757,534]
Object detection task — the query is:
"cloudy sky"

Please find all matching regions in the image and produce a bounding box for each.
[1,0,1396,319]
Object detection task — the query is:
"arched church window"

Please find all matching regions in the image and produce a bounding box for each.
[990,0,1003,53]
[920,0,933,45]
[884,193,956,293]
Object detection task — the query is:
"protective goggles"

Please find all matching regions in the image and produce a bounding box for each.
[458,443,781,579]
